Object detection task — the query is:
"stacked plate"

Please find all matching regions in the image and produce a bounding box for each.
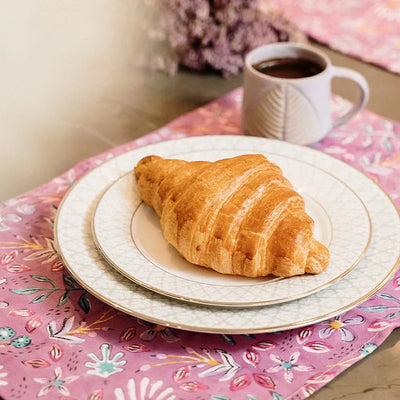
[54,136,400,334]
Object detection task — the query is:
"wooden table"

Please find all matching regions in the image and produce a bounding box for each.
[1,37,400,398]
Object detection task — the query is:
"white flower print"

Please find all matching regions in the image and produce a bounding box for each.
[267,352,313,383]
[16,203,36,215]
[114,377,176,400]
[34,366,79,397]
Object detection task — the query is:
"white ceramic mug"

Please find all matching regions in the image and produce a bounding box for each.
[242,43,369,145]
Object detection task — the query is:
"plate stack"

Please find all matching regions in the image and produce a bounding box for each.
[54,136,400,334]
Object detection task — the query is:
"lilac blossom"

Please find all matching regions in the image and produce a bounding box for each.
[319,314,365,342]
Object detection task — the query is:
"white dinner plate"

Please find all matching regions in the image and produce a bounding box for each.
[54,136,400,334]
[91,151,370,307]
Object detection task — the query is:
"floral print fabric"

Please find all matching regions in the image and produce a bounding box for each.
[267,0,400,74]
[1,88,400,400]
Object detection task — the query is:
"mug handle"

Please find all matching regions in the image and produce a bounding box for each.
[330,66,369,128]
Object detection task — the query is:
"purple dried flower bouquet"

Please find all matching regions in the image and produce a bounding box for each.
[138,0,306,77]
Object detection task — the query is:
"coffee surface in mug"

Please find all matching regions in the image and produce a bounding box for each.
[252,57,324,79]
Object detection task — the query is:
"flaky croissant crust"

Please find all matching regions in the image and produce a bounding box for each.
[134,154,329,277]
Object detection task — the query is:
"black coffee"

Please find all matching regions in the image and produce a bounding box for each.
[252,57,324,79]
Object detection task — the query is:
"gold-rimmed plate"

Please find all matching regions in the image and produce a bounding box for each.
[54,136,400,334]
[91,150,370,307]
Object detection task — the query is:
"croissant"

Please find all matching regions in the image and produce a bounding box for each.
[134,154,329,278]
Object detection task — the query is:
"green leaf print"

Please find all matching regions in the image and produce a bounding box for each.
[58,291,70,306]
[11,287,41,295]
[10,275,88,313]
[31,292,52,303]
[78,293,91,314]
[31,275,56,286]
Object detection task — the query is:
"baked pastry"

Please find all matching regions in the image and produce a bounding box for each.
[134,154,329,278]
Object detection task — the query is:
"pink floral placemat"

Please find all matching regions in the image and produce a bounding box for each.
[1,88,400,400]
[266,0,400,74]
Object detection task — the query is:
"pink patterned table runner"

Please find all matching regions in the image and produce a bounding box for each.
[266,0,400,74]
[1,88,400,399]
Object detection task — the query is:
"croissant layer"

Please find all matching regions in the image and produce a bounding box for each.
[134,154,329,277]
